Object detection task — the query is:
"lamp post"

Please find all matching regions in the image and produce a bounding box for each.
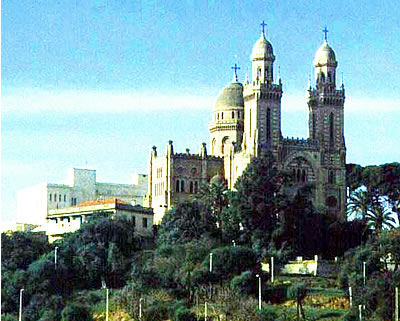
[349,286,353,308]
[139,297,144,320]
[55,246,59,268]
[19,289,24,321]
[209,253,213,273]
[256,274,262,310]
[362,261,366,287]
[271,257,274,283]
[204,302,207,321]
[101,281,109,321]
[232,240,236,247]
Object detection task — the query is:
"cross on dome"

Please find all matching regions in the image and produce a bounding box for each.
[323,26,329,41]
[231,63,240,82]
[260,21,267,35]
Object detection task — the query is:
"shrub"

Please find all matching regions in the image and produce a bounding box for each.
[231,271,255,295]
[173,306,196,321]
[61,304,92,321]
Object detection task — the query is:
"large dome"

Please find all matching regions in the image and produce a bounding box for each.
[251,33,274,61]
[215,82,244,110]
[313,41,337,67]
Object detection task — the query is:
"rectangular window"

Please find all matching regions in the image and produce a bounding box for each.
[142,217,148,228]
[49,194,52,201]
[59,194,62,202]
[54,194,57,202]
[64,195,66,202]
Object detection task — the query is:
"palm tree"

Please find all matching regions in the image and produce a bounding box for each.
[347,189,372,220]
[366,202,396,234]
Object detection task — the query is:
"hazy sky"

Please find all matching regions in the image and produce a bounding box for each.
[2,0,400,226]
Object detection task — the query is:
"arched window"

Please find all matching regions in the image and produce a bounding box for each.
[266,108,271,141]
[221,112,224,120]
[329,112,334,148]
[194,181,198,193]
[312,113,316,139]
[211,138,216,155]
[328,71,332,83]
[181,180,185,192]
[232,111,234,119]
[190,181,194,193]
[292,168,296,181]
[328,171,335,184]
[221,137,230,154]
[302,169,306,182]
[297,169,301,182]
[326,196,337,208]
[217,113,219,120]
[249,109,252,135]
[176,180,180,192]
[320,73,325,83]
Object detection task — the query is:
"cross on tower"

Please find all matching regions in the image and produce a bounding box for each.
[260,21,267,35]
[231,63,240,78]
[323,26,329,41]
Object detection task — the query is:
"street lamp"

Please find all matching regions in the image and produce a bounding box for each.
[270,257,274,283]
[363,261,366,286]
[19,289,24,321]
[55,246,59,268]
[101,281,109,321]
[256,274,262,310]
[209,253,213,273]
[139,297,144,320]
[232,240,236,247]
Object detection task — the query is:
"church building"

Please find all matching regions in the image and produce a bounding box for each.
[146,25,347,223]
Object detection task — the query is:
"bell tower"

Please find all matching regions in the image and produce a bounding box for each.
[243,22,282,158]
[308,27,346,218]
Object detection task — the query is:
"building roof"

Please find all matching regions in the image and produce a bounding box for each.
[48,198,153,217]
[251,32,274,61]
[313,40,337,67]
[215,82,244,110]
[75,198,127,207]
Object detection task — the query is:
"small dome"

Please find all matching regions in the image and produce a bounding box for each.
[215,82,244,110]
[314,41,337,67]
[251,33,274,61]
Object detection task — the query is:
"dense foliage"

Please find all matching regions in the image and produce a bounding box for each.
[2,157,399,320]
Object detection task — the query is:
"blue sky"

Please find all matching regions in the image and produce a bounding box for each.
[2,0,400,226]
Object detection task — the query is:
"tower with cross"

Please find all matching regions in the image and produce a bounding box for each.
[146,23,348,224]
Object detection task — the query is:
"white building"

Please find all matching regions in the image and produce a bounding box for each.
[16,168,148,226]
[44,198,154,243]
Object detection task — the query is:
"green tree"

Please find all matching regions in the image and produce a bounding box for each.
[159,201,217,245]
[367,202,396,234]
[231,152,287,253]
[347,189,372,220]
[61,304,93,321]
[1,231,51,271]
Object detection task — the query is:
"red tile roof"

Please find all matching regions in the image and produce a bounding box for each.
[75,198,127,207]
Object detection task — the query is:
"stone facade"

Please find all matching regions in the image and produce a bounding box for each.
[145,141,224,223]
[146,28,347,222]
[17,168,148,225]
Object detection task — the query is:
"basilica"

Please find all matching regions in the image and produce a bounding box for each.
[145,26,347,223]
